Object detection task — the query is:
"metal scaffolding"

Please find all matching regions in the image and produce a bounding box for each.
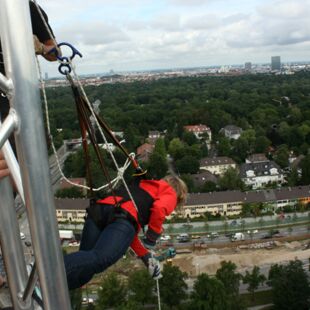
[0,0,71,308]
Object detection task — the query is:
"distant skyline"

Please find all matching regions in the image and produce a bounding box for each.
[37,0,310,77]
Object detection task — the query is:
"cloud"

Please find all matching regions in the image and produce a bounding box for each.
[167,0,216,6]
[58,22,129,46]
[37,0,310,75]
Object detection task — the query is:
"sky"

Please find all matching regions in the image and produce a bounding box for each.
[37,0,310,77]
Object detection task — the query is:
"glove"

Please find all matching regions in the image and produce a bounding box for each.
[142,237,156,250]
[141,253,162,280]
[148,257,162,280]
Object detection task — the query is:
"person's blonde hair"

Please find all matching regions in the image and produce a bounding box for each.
[163,175,188,207]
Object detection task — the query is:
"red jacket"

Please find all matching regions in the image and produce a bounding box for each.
[97,179,177,257]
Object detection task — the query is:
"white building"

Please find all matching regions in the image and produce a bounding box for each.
[200,157,236,176]
[184,124,212,148]
[240,161,284,189]
[219,125,242,140]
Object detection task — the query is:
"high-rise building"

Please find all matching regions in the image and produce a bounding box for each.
[271,56,281,71]
[245,62,252,72]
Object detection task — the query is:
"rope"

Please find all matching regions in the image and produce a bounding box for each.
[33,2,162,306]
[156,279,161,310]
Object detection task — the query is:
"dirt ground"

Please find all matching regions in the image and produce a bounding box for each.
[172,240,310,277]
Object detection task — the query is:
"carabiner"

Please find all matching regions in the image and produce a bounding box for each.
[48,42,83,75]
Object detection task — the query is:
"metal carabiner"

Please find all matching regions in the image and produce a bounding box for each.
[49,42,83,75]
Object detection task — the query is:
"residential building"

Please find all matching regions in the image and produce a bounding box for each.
[55,198,89,223]
[147,130,161,145]
[183,185,310,218]
[271,56,281,71]
[246,153,269,163]
[136,143,154,162]
[191,170,218,188]
[219,125,242,140]
[200,156,236,176]
[184,124,212,142]
[239,161,284,189]
[54,186,310,221]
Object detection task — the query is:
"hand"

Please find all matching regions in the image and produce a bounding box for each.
[147,257,162,280]
[33,36,59,62]
[0,151,10,180]
[142,237,156,250]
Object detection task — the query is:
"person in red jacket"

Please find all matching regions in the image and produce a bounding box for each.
[64,175,187,290]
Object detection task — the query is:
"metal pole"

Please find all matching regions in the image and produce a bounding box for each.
[0,0,71,309]
[0,177,32,310]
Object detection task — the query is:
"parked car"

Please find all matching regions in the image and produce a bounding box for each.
[207,232,219,238]
[177,233,190,242]
[261,233,272,239]
[160,235,171,241]
[230,220,237,226]
[20,232,25,240]
[231,232,245,242]
[191,235,201,239]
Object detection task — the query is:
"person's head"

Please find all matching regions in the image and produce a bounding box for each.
[163,175,188,208]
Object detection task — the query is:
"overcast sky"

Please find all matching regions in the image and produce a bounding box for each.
[37,0,310,76]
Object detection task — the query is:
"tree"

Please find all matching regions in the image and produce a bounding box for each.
[268,260,310,310]
[175,155,200,174]
[168,138,185,160]
[242,266,266,301]
[273,144,289,168]
[182,131,198,146]
[127,269,155,305]
[216,261,244,310]
[180,174,195,192]
[217,137,232,156]
[218,168,244,190]
[96,272,127,309]
[69,288,82,310]
[154,137,167,157]
[216,261,241,296]
[300,154,310,185]
[159,263,188,308]
[287,167,299,186]
[233,137,250,162]
[254,136,271,153]
[147,152,168,179]
[55,187,85,198]
[189,273,228,310]
[201,181,217,193]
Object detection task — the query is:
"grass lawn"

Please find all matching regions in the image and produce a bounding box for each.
[240,289,273,308]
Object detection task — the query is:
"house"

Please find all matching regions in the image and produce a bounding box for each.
[55,198,89,223]
[54,186,310,221]
[182,185,310,218]
[136,143,154,162]
[184,124,212,142]
[183,191,244,218]
[147,130,161,145]
[239,161,285,189]
[191,170,218,188]
[246,153,269,163]
[200,157,236,176]
[219,125,242,140]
